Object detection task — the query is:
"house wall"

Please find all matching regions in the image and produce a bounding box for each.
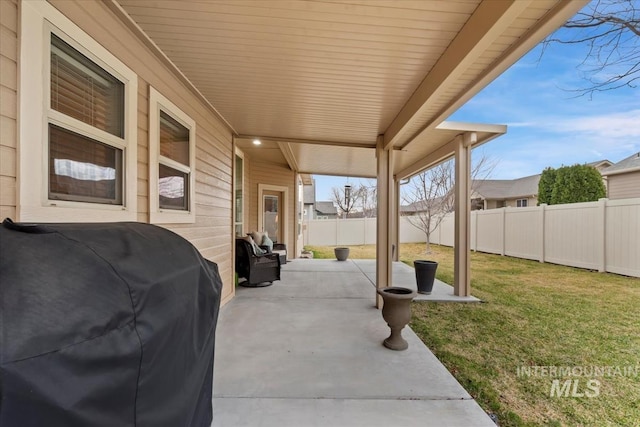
[10,0,236,304]
[504,196,537,208]
[485,200,502,209]
[247,160,296,255]
[0,0,18,221]
[483,196,537,209]
[607,172,640,199]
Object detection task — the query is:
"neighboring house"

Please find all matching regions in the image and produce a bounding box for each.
[303,180,316,221]
[400,197,451,216]
[314,201,339,219]
[587,159,614,173]
[471,159,614,209]
[472,174,541,209]
[587,159,614,191]
[601,153,640,200]
[399,174,539,213]
[302,178,338,219]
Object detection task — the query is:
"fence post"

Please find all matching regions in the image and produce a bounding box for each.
[363,217,366,245]
[501,207,506,256]
[598,198,607,273]
[539,204,546,263]
[473,210,478,252]
[335,218,339,246]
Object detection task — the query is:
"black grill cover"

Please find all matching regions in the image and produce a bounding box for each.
[0,219,222,427]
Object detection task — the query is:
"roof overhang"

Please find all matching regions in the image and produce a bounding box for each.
[113,0,587,179]
[237,121,505,179]
[601,166,640,177]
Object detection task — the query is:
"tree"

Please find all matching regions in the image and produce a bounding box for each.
[549,164,606,204]
[538,167,557,205]
[357,181,377,218]
[402,154,496,253]
[330,185,360,218]
[543,0,640,96]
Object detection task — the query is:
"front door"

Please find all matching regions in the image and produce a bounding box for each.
[263,190,283,243]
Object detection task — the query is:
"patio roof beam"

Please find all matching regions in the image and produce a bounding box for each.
[277,142,299,172]
[397,1,587,155]
[396,139,456,181]
[382,0,531,151]
[236,134,387,150]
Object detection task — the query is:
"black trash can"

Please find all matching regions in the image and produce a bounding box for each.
[414,260,438,295]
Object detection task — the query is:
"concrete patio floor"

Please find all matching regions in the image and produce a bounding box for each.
[212,259,494,426]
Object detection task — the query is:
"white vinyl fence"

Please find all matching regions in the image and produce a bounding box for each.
[304,198,640,277]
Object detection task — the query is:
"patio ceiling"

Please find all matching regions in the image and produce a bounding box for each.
[114,0,586,178]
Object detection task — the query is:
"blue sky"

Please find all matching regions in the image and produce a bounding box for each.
[313,10,640,202]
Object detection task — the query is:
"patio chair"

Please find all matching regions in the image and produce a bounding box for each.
[267,242,288,265]
[247,230,287,264]
[235,238,281,287]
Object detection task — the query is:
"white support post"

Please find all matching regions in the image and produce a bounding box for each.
[376,135,394,308]
[454,133,473,297]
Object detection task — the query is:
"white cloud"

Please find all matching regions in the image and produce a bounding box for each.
[549,109,640,139]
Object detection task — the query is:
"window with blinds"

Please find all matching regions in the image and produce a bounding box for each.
[49,124,122,204]
[48,34,125,204]
[51,34,124,136]
[158,111,190,210]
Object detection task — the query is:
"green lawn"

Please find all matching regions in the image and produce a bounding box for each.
[305,244,640,426]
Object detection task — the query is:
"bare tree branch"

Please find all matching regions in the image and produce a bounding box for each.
[357,181,377,218]
[330,185,360,218]
[542,0,640,97]
[401,153,496,253]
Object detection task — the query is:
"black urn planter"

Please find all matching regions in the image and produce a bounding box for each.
[414,260,438,294]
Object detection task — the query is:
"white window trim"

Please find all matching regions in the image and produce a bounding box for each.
[258,184,289,247]
[149,87,196,223]
[516,199,528,207]
[19,0,138,222]
[234,148,245,236]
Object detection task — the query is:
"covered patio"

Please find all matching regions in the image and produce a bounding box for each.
[213,259,492,426]
[1,1,590,424]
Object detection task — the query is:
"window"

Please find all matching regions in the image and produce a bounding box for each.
[19,1,137,221]
[516,199,528,207]
[149,87,196,223]
[49,35,125,205]
[234,150,244,236]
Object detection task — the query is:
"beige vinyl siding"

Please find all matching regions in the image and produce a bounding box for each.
[44,1,235,304]
[505,197,537,208]
[248,160,295,252]
[607,172,640,200]
[0,0,18,220]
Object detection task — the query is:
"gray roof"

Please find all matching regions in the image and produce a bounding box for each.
[400,197,450,213]
[303,181,315,204]
[472,174,540,199]
[315,201,337,215]
[601,152,640,176]
[586,159,613,170]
